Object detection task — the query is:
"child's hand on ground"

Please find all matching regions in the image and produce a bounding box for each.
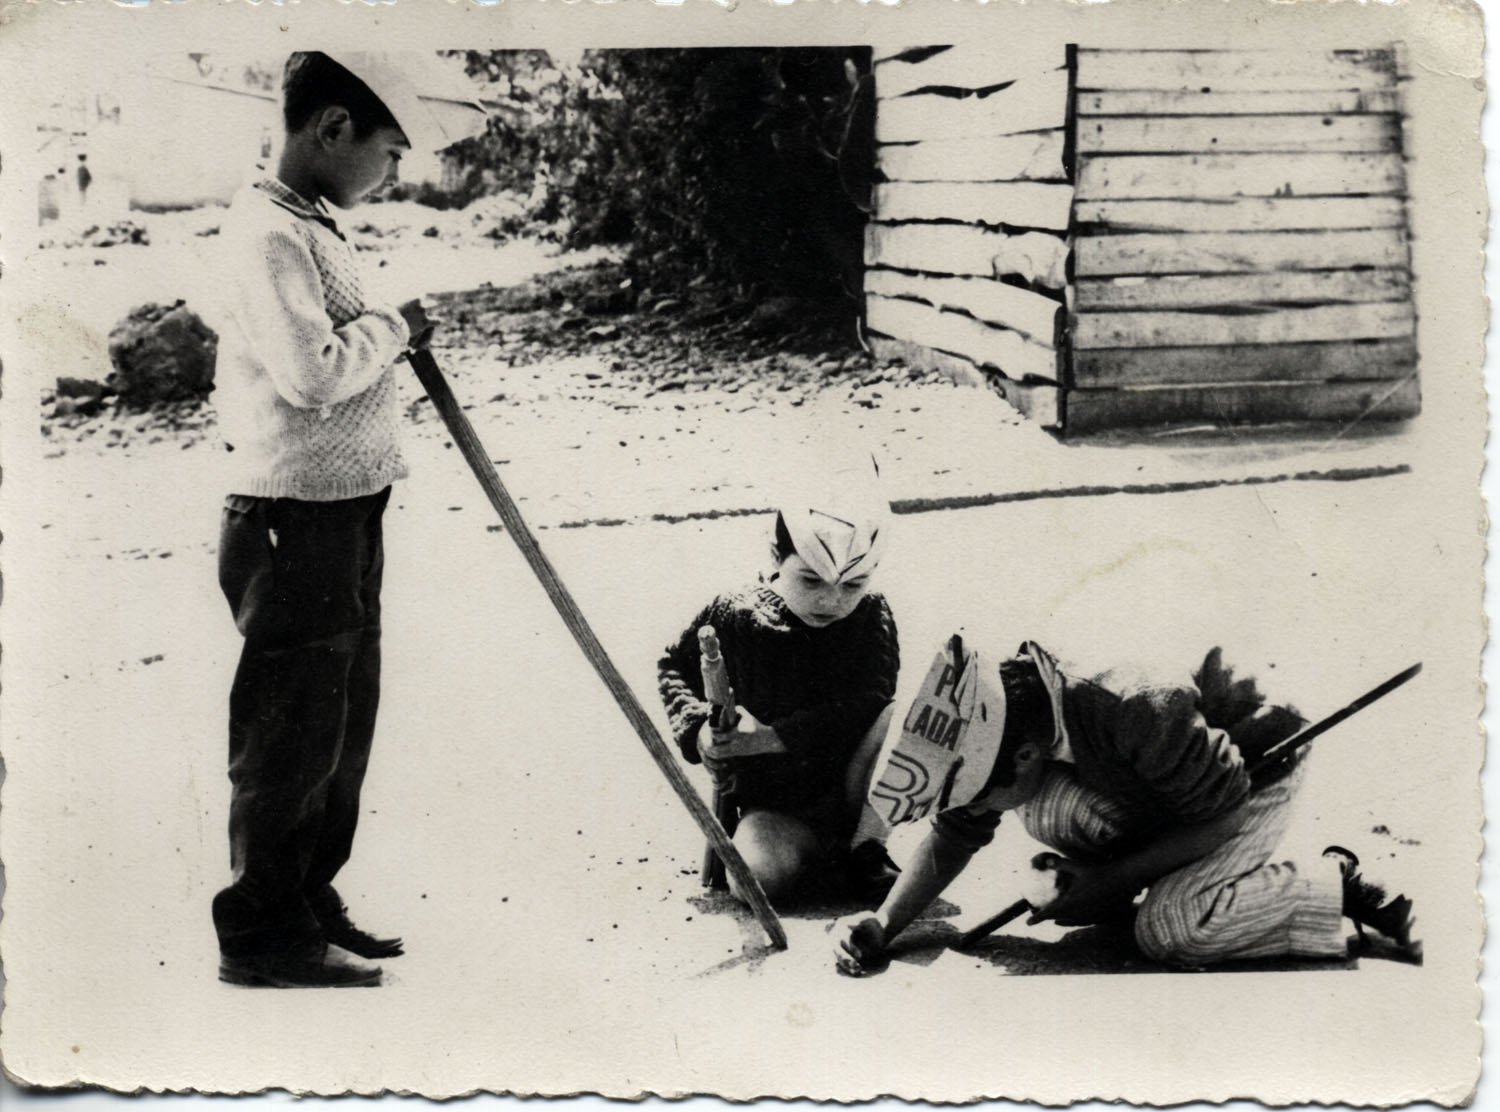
[830,912,888,976]
[706,710,786,758]
[398,299,433,348]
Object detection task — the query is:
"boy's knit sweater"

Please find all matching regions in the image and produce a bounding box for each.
[658,585,899,809]
[215,178,412,501]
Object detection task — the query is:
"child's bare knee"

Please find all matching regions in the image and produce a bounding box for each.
[729,859,800,904]
[730,812,817,902]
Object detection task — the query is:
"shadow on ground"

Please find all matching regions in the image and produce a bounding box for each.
[685,886,964,976]
[688,886,1360,977]
[953,924,1357,976]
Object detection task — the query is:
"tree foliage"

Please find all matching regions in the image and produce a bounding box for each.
[440,48,874,305]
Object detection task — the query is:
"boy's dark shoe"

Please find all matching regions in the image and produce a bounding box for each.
[844,840,902,905]
[1323,845,1422,965]
[313,900,405,960]
[219,941,383,988]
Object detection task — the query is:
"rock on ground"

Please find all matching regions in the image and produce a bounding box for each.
[106,300,217,406]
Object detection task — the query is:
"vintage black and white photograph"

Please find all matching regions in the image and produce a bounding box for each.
[0,0,1486,1104]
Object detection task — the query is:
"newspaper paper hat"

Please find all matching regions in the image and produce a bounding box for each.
[325,52,489,154]
[775,454,889,585]
[868,637,1067,825]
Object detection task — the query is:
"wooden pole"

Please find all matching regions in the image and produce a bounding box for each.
[403,347,787,951]
[1250,662,1421,774]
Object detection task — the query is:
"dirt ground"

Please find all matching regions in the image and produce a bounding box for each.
[1,212,1469,1099]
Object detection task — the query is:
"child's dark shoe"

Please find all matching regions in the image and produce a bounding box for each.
[322,918,405,959]
[219,941,382,988]
[312,892,405,958]
[845,840,902,905]
[1323,845,1422,965]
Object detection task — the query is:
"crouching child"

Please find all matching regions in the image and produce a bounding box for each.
[833,639,1420,972]
[657,461,902,906]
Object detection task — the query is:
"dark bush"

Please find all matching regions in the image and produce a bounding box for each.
[444,48,874,306]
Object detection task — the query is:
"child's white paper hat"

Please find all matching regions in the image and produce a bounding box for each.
[775,452,889,585]
[868,638,1068,824]
[327,52,489,154]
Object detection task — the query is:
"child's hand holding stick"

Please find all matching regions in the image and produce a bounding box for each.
[695,629,790,889]
[697,626,743,778]
[398,299,433,348]
[698,626,741,889]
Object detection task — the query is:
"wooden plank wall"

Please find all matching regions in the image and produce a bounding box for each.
[864,44,1072,426]
[1067,47,1419,432]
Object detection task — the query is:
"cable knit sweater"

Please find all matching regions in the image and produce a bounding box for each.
[214,178,412,501]
[657,585,899,809]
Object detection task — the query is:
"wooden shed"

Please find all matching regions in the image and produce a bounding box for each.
[863,45,1419,434]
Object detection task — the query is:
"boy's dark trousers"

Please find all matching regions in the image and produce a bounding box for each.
[213,487,391,958]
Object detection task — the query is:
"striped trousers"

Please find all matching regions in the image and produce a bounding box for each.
[1018,763,1348,965]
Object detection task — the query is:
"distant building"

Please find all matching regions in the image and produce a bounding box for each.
[37,53,484,221]
[36,67,270,219]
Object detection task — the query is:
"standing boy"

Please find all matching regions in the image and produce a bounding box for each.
[658,461,902,906]
[212,52,477,987]
[833,642,1420,972]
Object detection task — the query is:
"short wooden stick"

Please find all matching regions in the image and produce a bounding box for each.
[955,898,1031,950]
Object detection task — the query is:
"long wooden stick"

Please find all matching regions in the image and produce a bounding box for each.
[404,347,787,951]
[1249,662,1421,774]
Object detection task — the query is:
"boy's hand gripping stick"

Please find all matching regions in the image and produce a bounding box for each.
[954,856,1066,950]
[847,856,1065,971]
[697,626,741,889]
[698,627,739,733]
[402,344,787,951]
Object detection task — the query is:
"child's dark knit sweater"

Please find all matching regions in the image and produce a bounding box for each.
[658,586,899,810]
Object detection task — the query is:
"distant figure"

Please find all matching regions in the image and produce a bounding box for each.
[657,457,902,907]
[75,153,92,212]
[39,170,61,224]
